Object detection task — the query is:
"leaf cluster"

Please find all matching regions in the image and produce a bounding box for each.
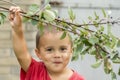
[0,1,120,79]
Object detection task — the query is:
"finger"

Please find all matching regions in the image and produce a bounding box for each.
[9,12,13,20]
[9,6,18,14]
[15,8,22,21]
[9,6,16,20]
[9,6,14,11]
[9,11,15,21]
[16,6,21,12]
[9,6,21,21]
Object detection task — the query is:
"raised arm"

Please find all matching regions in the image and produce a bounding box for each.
[9,6,31,72]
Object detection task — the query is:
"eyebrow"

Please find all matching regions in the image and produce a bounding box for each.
[44,45,69,48]
[44,46,53,49]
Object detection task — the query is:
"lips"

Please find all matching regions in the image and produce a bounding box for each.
[53,61,62,64]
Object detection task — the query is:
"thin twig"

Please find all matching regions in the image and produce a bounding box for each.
[0,6,9,11]
[95,43,110,54]
[2,5,119,30]
[0,6,94,32]
[21,13,80,35]
[33,2,48,15]
[0,6,120,33]
[55,19,95,32]
[94,44,102,59]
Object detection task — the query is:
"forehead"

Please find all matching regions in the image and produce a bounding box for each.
[39,32,71,47]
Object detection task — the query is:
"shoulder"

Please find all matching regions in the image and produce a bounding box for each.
[30,58,44,66]
[27,58,45,71]
[69,70,85,80]
[20,58,46,80]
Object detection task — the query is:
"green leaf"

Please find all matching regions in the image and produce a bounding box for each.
[93,21,99,27]
[31,16,38,25]
[111,72,117,80]
[60,31,66,39]
[31,20,38,25]
[68,7,76,21]
[80,46,91,55]
[107,24,112,35]
[94,11,99,20]
[91,60,102,68]
[111,52,119,60]
[80,29,89,36]
[118,67,120,75]
[43,10,56,21]
[88,16,92,21]
[52,10,58,17]
[102,8,106,18]
[0,12,6,25]
[117,39,120,47]
[109,34,118,49]
[0,16,2,24]
[90,48,96,55]
[88,36,99,45]
[112,58,120,63]
[23,17,30,22]
[45,0,50,4]
[37,22,44,34]
[100,52,107,58]
[72,55,79,61]
[28,4,39,15]
[45,4,51,10]
[39,11,43,19]
[100,26,104,31]
[75,42,84,54]
[104,59,112,74]
[82,20,89,29]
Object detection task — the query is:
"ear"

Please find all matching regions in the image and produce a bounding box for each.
[35,48,42,60]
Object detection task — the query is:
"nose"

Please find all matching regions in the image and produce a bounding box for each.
[53,51,61,58]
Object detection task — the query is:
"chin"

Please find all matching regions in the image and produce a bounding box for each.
[51,66,67,73]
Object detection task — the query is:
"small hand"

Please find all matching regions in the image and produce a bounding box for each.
[9,6,22,33]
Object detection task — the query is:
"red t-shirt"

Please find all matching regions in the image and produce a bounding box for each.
[20,58,84,80]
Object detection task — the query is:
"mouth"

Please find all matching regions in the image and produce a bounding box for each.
[53,61,62,64]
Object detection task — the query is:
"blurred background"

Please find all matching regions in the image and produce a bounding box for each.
[0,0,120,80]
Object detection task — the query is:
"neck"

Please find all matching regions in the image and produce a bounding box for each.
[47,68,73,80]
[48,67,67,75]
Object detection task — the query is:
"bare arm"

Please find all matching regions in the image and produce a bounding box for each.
[9,6,31,72]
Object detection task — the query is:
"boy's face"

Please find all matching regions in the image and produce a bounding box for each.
[36,31,72,73]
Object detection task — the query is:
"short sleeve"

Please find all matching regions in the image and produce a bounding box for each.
[20,58,37,80]
[20,58,51,80]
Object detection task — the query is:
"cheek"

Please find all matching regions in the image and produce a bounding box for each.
[62,52,71,60]
[41,54,53,62]
[64,49,72,58]
[39,52,48,61]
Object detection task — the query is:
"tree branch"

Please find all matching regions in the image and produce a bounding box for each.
[1,6,120,33]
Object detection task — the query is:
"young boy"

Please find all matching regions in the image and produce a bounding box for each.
[9,6,84,80]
